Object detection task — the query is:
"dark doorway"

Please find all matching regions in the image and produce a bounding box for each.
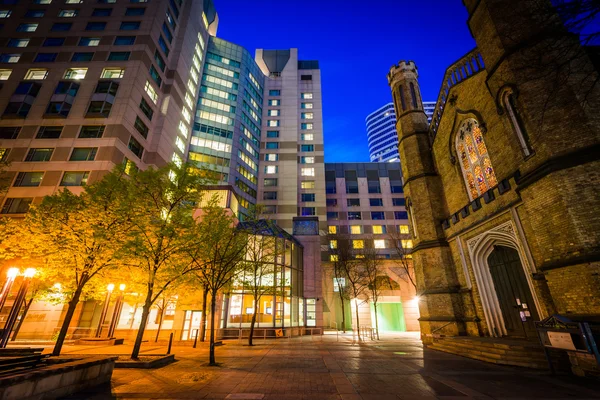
[487,246,539,338]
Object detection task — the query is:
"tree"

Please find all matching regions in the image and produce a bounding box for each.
[329,235,368,341]
[388,230,416,289]
[11,169,133,356]
[326,236,350,333]
[0,148,11,197]
[191,201,246,365]
[362,240,392,340]
[238,212,280,346]
[120,163,211,360]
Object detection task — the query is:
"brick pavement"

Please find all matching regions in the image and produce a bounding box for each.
[54,332,600,400]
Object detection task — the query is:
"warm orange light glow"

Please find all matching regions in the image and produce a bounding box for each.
[24,268,36,278]
[119,284,126,291]
[107,284,115,292]
[7,268,19,279]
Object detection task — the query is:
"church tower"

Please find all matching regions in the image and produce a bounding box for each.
[388,62,466,342]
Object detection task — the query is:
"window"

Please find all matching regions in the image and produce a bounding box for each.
[36,126,62,139]
[267,120,280,127]
[374,240,386,249]
[265,142,279,149]
[301,112,314,119]
[17,23,38,32]
[265,154,278,161]
[300,156,314,164]
[139,98,153,120]
[326,199,337,207]
[401,240,413,249]
[70,147,97,161]
[101,67,125,79]
[79,37,100,46]
[162,23,173,42]
[348,211,362,220]
[34,53,57,62]
[391,185,404,193]
[301,74,312,81]
[301,207,315,216]
[25,148,53,162]
[268,99,280,106]
[368,183,381,194]
[301,103,313,109]
[301,123,313,130]
[158,36,169,56]
[263,191,277,200]
[0,127,20,139]
[327,211,338,220]
[144,81,158,103]
[92,8,112,17]
[263,178,277,187]
[372,225,386,234]
[266,131,279,138]
[8,39,29,48]
[301,181,315,189]
[51,23,71,31]
[43,37,65,46]
[13,172,43,187]
[301,168,315,177]
[149,66,162,86]
[347,198,360,207]
[352,240,364,249]
[301,93,313,99]
[128,136,143,158]
[64,68,87,79]
[79,125,105,138]
[1,198,33,214]
[350,225,362,234]
[87,101,112,116]
[0,10,11,18]
[60,171,89,186]
[301,193,315,202]
[33,0,52,3]
[398,225,410,234]
[392,198,405,206]
[456,118,498,200]
[166,9,176,29]
[24,69,49,80]
[0,54,20,63]
[371,211,385,220]
[58,9,77,17]
[264,165,277,174]
[269,89,280,96]
[120,21,140,31]
[86,22,106,31]
[330,255,338,262]
[53,80,79,96]
[329,240,337,249]
[133,117,148,138]
[125,7,145,16]
[71,52,93,61]
[114,36,135,45]
[154,51,165,71]
[300,144,314,152]
[328,226,337,234]
[370,198,383,207]
[108,52,130,61]
[394,211,408,220]
[0,148,8,161]
[0,70,11,80]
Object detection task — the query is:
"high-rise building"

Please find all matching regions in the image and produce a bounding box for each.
[366,101,434,162]
[0,0,216,215]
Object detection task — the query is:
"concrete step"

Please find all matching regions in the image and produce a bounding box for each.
[438,337,542,351]
[432,338,546,358]
[430,342,547,363]
[428,343,549,369]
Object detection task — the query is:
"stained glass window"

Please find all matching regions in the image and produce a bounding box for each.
[456,118,498,200]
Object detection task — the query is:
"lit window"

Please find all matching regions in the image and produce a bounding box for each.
[301,168,315,177]
[329,240,337,249]
[24,69,49,80]
[301,181,315,189]
[178,121,189,138]
[192,54,201,70]
[175,137,185,153]
[197,32,205,50]
[190,68,199,83]
[268,99,280,106]
[17,23,39,32]
[268,109,280,117]
[144,81,158,103]
[328,226,337,234]
[350,225,362,234]
[0,70,12,80]
[301,156,315,164]
[398,225,410,234]
[265,165,277,174]
[301,93,313,99]
[8,39,29,48]
[101,68,125,79]
[372,225,386,234]
[330,254,338,262]
[172,153,182,167]
[187,79,196,93]
[201,12,209,29]
[267,120,279,127]
[182,107,191,122]
[0,54,20,63]
[79,37,100,47]
[374,239,386,249]
[301,112,314,119]
[0,10,11,18]
[184,93,193,108]
[65,0,82,3]
[265,154,278,161]
[302,103,313,109]
[59,9,78,17]
[60,171,89,186]
[401,240,413,249]
[301,123,313,130]
[301,133,314,141]
[352,240,364,249]
[63,68,87,80]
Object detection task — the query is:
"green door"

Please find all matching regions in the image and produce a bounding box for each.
[370,303,406,332]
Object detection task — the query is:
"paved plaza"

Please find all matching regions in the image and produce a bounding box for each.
[48,332,600,400]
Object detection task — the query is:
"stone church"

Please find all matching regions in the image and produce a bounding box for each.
[388,0,600,374]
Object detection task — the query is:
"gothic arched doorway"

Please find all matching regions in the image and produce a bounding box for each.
[487,246,539,338]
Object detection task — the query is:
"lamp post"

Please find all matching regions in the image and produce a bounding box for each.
[95,284,114,338]
[107,284,125,338]
[0,268,19,313]
[0,268,35,348]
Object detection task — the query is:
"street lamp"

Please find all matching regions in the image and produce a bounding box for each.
[95,284,114,338]
[0,268,19,313]
[107,284,126,338]
[0,268,36,348]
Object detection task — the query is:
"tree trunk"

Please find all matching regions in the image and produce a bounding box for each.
[209,291,217,365]
[373,301,380,340]
[52,285,84,356]
[338,291,346,333]
[248,300,258,346]
[131,290,153,359]
[354,300,361,342]
[154,302,165,342]
[199,287,208,342]
[11,297,33,341]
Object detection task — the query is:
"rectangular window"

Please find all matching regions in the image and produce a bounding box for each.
[327,211,338,220]
[326,199,337,207]
[36,126,62,139]
[139,98,153,120]
[71,52,94,61]
[329,240,337,249]
[79,126,105,138]
[301,123,313,130]
[374,239,386,249]
[263,178,278,187]
[392,198,406,206]
[348,211,362,220]
[0,70,11,80]
[300,156,314,164]
[24,69,49,80]
[58,9,78,17]
[79,37,100,46]
[158,36,170,56]
[133,116,148,138]
[328,226,337,234]
[128,136,144,158]
[264,165,277,174]
[301,193,315,202]
[401,240,413,249]
[0,148,9,161]
[154,50,165,71]
[371,211,385,220]
[86,22,106,31]
[1,198,33,214]
[101,68,125,79]
[8,39,29,48]
[34,53,57,62]
[125,7,145,16]
[265,154,278,161]
[301,168,315,177]
[162,23,173,42]
[43,38,65,47]
[17,23,39,32]
[92,8,112,17]
[301,207,315,216]
[352,240,364,249]
[269,89,280,96]
[108,52,130,61]
[13,172,43,187]
[166,9,176,29]
[301,112,314,119]
[301,181,315,189]
[370,198,383,207]
[350,225,362,234]
[398,225,410,234]
[120,21,140,30]
[63,68,87,80]
[372,225,386,234]
[266,131,279,138]
[51,23,71,31]
[300,144,314,152]
[70,147,97,161]
[391,185,404,193]
[60,171,89,186]
[368,183,381,194]
[268,99,280,106]
[394,211,409,220]
[0,10,11,18]
[115,36,135,45]
[301,103,313,109]
[144,81,158,103]
[0,54,20,63]
[301,133,314,141]
[87,101,112,117]
[265,142,279,149]
[267,120,280,127]
[301,74,312,81]
[263,191,277,200]
[346,199,359,207]
[25,148,53,162]
[0,127,20,139]
[301,93,313,99]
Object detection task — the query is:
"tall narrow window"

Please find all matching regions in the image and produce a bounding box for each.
[398,85,406,111]
[409,82,418,108]
[456,118,498,200]
[503,90,531,157]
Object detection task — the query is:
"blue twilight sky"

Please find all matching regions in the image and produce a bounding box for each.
[214,0,476,162]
